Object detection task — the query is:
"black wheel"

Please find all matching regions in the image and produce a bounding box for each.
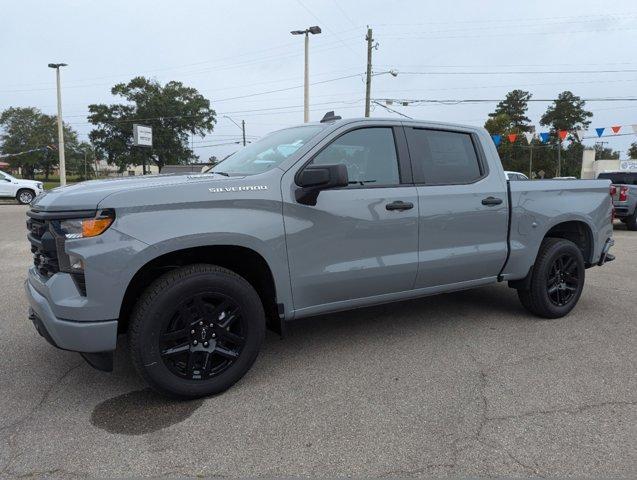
[129,264,265,398]
[517,238,585,319]
[625,211,637,231]
[16,189,35,204]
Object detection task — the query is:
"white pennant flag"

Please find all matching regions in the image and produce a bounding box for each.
[524,132,534,144]
[632,124,637,134]
[575,129,587,141]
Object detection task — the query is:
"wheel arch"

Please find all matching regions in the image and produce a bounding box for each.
[118,244,283,335]
[509,219,594,290]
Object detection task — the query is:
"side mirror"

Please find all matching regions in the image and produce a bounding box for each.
[295,164,348,205]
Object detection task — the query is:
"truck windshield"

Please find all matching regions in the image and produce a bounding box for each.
[211,125,324,175]
[598,172,637,185]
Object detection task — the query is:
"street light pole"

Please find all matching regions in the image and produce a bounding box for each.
[48,63,67,186]
[291,26,321,123]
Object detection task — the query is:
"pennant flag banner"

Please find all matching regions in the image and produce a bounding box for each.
[489,123,636,147]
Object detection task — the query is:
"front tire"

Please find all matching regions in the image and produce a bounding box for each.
[16,189,35,204]
[129,264,265,398]
[517,238,585,319]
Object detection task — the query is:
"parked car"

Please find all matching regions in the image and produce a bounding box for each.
[598,171,637,230]
[25,116,615,398]
[504,171,529,181]
[0,170,44,204]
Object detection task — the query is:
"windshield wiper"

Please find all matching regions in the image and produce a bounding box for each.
[211,171,230,177]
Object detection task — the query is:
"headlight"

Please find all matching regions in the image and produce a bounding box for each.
[36,182,43,190]
[58,209,115,239]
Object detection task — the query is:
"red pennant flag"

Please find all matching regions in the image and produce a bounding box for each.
[558,130,568,140]
[507,133,517,143]
[611,125,621,134]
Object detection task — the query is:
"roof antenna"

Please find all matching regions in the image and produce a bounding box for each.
[320,111,341,123]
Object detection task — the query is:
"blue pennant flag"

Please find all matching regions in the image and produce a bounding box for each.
[491,134,501,146]
[595,127,605,137]
[539,132,550,143]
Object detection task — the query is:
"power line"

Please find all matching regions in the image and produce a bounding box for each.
[398,69,637,75]
[372,101,412,119]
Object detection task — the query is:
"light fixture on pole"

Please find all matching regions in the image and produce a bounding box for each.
[48,63,68,186]
[291,26,321,123]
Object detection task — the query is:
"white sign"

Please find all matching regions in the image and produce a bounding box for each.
[619,160,637,171]
[133,124,152,147]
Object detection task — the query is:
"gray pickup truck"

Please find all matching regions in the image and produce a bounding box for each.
[598,172,637,230]
[25,115,615,398]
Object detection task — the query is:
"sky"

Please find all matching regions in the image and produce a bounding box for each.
[1,0,636,161]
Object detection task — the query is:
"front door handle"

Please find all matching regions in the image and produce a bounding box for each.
[481,196,503,206]
[386,200,414,211]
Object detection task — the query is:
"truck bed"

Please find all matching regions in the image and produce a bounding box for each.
[502,179,613,280]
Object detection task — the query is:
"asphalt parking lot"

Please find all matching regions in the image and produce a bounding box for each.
[0,203,635,478]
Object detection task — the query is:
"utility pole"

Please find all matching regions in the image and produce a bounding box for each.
[557,140,561,177]
[48,63,67,186]
[529,144,534,178]
[241,120,246,147]
[364,27,373,117]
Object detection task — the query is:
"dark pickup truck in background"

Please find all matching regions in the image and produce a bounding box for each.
[598,172,637,230]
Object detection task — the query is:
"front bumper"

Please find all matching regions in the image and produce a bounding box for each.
[25,278,118,353]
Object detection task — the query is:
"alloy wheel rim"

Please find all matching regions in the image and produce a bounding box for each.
[546,253,580,307]
[20,192,33,203]
[159,293,246,380]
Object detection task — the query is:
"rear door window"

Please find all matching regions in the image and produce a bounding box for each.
[406,128,484,185]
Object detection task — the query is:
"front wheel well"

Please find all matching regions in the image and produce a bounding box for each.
[118,246,280,334]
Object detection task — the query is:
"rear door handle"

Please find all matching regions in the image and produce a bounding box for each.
[481,196,503,206]
[386,200,414,211]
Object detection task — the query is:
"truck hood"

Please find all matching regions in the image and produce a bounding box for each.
[31,173,238,211]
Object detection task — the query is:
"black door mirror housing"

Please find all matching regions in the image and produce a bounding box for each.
[295,164,349,205]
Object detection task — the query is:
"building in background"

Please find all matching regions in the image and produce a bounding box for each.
[580,149,637,179]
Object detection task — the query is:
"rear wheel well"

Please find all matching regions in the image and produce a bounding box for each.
[509,220,593,290]
[118,246,280,334]
[544,221,593,265]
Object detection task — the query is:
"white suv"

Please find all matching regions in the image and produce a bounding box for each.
[0,170,44,204]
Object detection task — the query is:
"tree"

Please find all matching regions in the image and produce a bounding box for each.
[488,90,533,132]
[88,77,216,172]
[540,91,593,138]
[628,142,637,159]
[0,107,79,179]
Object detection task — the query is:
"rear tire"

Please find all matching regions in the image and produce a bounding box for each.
[16,189,35,204]
[517,238,585,319]
[129,264,265,399]
[625,211,637,231]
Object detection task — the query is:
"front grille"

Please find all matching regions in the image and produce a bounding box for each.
[26,216,59,277]
[26,209,88,296]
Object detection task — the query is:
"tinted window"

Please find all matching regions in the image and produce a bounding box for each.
[598,172,637,185]
[408,129,482,184]
[311,128,400,186]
